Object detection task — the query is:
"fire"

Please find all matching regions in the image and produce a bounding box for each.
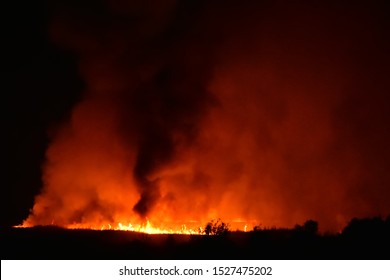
[16,1,390,234]
[18,219,254,235]
[18,220,199,235]
[91,221,199,234]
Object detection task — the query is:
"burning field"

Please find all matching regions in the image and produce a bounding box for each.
[5,0,390,246]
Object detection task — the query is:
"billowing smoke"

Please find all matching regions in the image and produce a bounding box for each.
[24,1,390,232]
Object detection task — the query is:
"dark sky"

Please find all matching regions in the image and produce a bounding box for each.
[5,1,83,226]
[4,0,390,231]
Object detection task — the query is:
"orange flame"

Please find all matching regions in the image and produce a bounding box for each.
[18,219,255,235]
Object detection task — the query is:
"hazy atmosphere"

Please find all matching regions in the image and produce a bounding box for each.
[5,0,390,233]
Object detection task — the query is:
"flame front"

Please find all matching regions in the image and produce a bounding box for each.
[22,220,201,235]
[20,218,254,235]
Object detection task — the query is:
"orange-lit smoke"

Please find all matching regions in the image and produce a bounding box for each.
[23,1,390,232]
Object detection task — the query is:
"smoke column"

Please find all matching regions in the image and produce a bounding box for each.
[24,1,390,232]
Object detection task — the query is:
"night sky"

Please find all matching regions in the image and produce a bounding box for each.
[4,0,390,231]
[5,1,82,226]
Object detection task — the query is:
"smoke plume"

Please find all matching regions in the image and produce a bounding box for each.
[24,1,390,232]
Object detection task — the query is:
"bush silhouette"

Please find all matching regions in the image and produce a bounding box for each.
[202,219,230,235]
[294,220,319,236]
[303,220,318,234]
[342,216,386,239]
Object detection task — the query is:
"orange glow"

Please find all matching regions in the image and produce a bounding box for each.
[19,220,201,235]
[19,2,390,234]
[19,219,255,235]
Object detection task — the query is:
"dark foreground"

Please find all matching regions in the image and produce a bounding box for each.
[1,217,389,260]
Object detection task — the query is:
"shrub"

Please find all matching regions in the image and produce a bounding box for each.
[202,219,230,235]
